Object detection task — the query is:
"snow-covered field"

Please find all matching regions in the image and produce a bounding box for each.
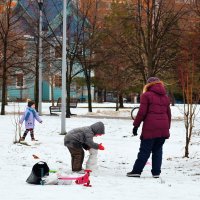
[0,103,200,200]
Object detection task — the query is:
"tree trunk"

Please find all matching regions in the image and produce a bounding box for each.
[115,93,119,111]
[86,77,92,112]
[66,78,71,118]
[97,88,103,103]
[1,67,7,115]
[119,93,124,108]
[5,87,8,105]
[103,89,107,102]
[87,83,92,112]
[34,49,39,112]
[169,89,175,106]
[1,42,7,115]
[184,106,190,158]
[84,69,92,112]
[184,135,189,158]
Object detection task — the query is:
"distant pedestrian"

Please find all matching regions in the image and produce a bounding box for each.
[19,100,42,141]
[127,77,171,178]
[64,121,105,173]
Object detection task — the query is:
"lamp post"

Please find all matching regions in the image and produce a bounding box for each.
[61,0,67,134]
[38,0,43,115]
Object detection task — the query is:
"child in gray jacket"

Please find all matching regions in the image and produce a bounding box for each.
[64,121,105,173]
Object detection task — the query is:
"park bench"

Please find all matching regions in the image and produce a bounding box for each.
[49,97,78,115]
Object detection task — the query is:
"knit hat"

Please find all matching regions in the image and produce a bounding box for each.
[28,100,35,107]
[147,77,160,83]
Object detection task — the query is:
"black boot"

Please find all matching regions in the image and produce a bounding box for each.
[126,171,141,177]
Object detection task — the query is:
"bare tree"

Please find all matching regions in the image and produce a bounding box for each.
[94,0,185,109]
[16,0,63,111]
[19,0,49,111]
[102,0,185,84]
[42,0,85,117]
[76,0,104,112]
[0,0,29,115]
[43,0,99,115]
[97,1,141,108]
[132,0,184,82]
[12,102,22,144]
[178,29,200,158]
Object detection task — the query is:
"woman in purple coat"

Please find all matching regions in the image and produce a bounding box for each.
[127,77,171,178]
[19,101,42,141]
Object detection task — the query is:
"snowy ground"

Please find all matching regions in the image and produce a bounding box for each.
[0,103,200,200]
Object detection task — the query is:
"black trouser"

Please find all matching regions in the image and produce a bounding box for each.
[67,146,84,171]
[22,129,34,139]
[132,137,166,176]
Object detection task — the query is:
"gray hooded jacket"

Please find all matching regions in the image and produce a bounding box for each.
[64,121,105,149]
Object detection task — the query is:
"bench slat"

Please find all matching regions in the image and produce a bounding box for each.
[49,99,78,115]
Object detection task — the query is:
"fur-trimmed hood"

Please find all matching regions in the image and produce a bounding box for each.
[143,81,166,95]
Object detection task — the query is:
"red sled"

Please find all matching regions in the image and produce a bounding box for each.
[58,170,92,187]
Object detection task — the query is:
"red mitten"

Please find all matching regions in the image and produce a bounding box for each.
[98,143,105,150]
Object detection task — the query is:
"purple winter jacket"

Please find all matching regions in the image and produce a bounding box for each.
[133,82,171,140]
[20,107,42,129]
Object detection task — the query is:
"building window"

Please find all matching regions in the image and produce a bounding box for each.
[16,73,25,88]
[54,75,62,87]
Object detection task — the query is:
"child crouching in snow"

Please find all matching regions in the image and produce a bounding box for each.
[64,121,105,173]
[19,100,42,141]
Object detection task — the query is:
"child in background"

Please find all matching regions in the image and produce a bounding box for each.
[19,100,42,141]
[64,121,105,173]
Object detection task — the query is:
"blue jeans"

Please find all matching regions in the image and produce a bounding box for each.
[132,138,165,176]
